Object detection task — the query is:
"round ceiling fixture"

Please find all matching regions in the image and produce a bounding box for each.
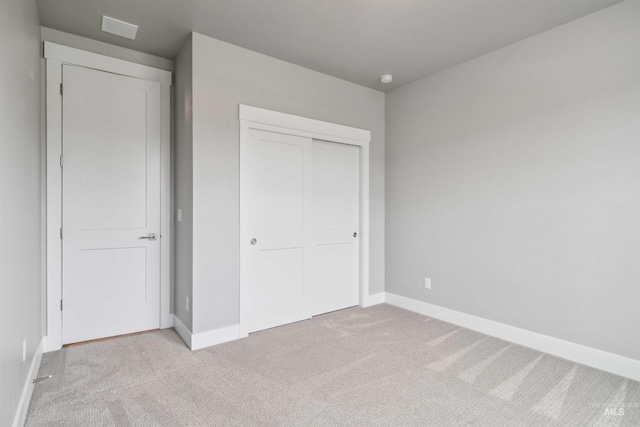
[379,74,393,84]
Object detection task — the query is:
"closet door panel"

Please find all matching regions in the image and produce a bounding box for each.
[309,140,360,316]
[244,129,312,333]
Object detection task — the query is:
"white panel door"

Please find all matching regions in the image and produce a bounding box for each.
[309,141,360,315]
[242,129,360,333]
[244,129,312,333]
[62,64,161,344]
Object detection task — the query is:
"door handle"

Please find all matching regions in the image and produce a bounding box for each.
[139,233,157,241]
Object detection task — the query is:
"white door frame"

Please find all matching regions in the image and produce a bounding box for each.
[239,105,371,338]
[44,42,173,352]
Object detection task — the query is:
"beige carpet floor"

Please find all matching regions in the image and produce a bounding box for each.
[26,304,639,426]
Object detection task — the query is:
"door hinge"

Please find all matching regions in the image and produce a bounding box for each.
[60,299,63,311]
[59,227,62,239]
[60,155,63,168]
[60,83,63,96]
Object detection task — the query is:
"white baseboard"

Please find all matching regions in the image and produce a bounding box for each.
[172,314,193,348]
[362,292,386,307]
[12,337,44,427]
[384,292,640,382]
[172,315,240,350]
[191,324,240,350]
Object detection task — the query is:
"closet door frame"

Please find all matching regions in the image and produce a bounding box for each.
[239,105,371,338]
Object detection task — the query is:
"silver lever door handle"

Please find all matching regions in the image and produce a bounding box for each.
[139,233,157,241]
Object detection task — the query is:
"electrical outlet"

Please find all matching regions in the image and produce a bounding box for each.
[22,339,27,362]
[424,278,431,290]
[186,296,190,311]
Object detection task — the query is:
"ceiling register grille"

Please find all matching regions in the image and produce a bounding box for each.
[101,16,138,40]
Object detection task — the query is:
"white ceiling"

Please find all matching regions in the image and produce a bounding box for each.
[36,0,623,91]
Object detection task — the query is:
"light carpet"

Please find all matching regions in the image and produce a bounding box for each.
[26,304,640,426]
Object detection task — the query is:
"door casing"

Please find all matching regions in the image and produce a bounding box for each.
[44,42,173,352]
[239,104,372,338]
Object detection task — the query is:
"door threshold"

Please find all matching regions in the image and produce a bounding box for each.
[63,328,160,347]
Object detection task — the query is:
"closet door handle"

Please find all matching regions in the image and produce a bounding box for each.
[250,238,257,245]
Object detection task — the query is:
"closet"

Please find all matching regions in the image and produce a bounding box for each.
[239,106,369,334]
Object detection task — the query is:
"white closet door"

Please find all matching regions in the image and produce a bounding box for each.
[62,65,161,344]
[244,129,312,333]
[309,141,360,315]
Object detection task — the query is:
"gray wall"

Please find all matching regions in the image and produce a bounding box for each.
[386,0,640,360]
[174,37,194,330]
[186,33,385,333]
[0,0,43,424]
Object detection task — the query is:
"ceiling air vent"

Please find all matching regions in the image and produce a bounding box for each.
[101,16,138,40]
